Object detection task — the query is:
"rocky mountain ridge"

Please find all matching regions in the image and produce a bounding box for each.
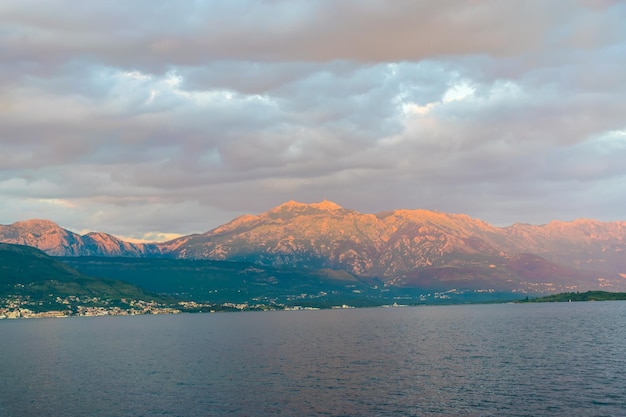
[0,219,160,257]
[158,201,626,292]
[3,201,626,293]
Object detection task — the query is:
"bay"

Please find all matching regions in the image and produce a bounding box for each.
[0,302,624,416]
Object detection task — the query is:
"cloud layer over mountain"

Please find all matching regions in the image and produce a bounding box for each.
[1,0,625,240]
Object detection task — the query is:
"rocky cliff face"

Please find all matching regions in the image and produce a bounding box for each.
[162,201,626,292]
[3,202,626,292]
[503,219,626,272]
[0,220,159,257]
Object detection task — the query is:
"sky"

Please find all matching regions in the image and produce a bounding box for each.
[1,0,626,241]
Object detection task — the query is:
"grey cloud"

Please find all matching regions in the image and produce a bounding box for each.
[180,62,322,95]
[1,0,625,236]
[3,0,622,73]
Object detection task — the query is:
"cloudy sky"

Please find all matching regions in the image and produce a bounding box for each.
[1,0,625,241]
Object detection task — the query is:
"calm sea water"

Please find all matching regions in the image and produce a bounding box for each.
[0,302,624,417]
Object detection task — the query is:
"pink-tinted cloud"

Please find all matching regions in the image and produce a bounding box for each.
[0,0,625,237]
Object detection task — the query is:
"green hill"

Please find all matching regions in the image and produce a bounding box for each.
[0,243,170,314]
[1,242,83,286]
[519,291,626,303]
[60,257,520,308]
[59,256,386,307]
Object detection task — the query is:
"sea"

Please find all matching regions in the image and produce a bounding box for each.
[0,302,624,417]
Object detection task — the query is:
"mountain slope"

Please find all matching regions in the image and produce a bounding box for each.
[163,200,505,272]
[0,243,165,303]
[503,219,626,272]
[0,220,159,257]
[161,201,626,292]
[3,201,626,294]
[61,256,385,307]
[0,242,83,286]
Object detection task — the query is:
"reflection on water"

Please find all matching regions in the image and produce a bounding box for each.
[0,302,624,416]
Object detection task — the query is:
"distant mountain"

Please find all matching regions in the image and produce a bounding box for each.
[161,200,626,293]
[503,219,626,274]
[0,219,160,257]
[3,201,626,294]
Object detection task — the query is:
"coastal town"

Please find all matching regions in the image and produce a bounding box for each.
[0,295,333,319]
[0,295,184,319]
[0,288,490,319]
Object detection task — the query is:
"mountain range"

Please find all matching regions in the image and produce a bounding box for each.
[0,219,159,257]
[2,200,626,294]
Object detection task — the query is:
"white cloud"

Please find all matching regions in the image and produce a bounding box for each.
[442,81,476,103]
[0,0,625,235]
